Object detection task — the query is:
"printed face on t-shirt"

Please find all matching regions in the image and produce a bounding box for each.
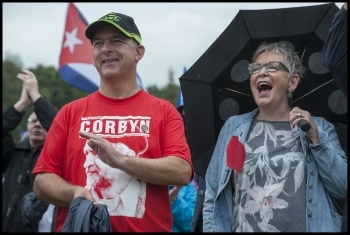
[83,141,134,199]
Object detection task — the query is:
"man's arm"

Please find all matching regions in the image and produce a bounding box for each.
[79,131,193,186]
[2,105,25,170]
[34,173,95,207]
[2,76,32,170]
[19,69,58,131]
[33,97,57,131]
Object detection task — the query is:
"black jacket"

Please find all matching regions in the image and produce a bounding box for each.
[322,6,347,232]
[2,97,57,232]
[322,5,348,97]
[62,197,111,232]
[20,192,50,226]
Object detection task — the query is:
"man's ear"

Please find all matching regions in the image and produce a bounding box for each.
[136,45,145,62]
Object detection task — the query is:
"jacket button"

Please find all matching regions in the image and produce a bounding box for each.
[308,183,313,189]
[199,190,204,196]
[307,211,312,218]
[308,197,312,203]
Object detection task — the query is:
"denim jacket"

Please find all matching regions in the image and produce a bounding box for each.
[203,109,347,232]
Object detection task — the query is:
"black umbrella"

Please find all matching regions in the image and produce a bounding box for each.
[180,3,347,177]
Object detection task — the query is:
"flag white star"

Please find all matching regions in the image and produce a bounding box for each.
[63,28,83,54]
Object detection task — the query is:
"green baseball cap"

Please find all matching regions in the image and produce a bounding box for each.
[85,12,142,45]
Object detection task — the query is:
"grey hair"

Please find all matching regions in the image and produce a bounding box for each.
[251,42,306,79]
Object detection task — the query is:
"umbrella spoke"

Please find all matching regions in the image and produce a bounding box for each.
[293,79,334,102]
[225,88,253,97]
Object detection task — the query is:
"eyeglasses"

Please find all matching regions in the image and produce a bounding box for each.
[248,61,290,74]
[27,118,39,124]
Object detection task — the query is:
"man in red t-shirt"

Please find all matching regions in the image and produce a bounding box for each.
[32,12,193,232]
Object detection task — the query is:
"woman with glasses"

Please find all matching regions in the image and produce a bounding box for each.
[202,42,347,232]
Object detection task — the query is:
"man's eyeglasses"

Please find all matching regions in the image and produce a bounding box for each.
[248,61,290,74]
[27,118,39,124]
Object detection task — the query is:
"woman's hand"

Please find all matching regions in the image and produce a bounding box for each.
[290,107,320,144]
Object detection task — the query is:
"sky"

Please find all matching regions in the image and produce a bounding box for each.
[3,2,343,88]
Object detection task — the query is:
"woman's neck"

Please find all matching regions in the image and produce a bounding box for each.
[256,108,290,121]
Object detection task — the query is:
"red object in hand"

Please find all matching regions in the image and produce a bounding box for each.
[226,136,245,172]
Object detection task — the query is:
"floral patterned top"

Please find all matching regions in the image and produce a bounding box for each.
[232,120,306,232]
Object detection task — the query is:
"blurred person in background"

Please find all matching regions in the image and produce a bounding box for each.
[169,182,197,232]
[2,69,57,232]
[322,2,348,232]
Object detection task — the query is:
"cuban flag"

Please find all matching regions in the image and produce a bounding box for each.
[59,3,146,94]
[59,3,99,94]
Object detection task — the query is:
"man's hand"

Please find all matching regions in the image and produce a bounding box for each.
[79,131,123,168]
[169,185,181,202]
[13,79,31,112]
[18,69,41,103]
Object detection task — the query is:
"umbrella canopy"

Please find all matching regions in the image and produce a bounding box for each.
[180,3,347,177]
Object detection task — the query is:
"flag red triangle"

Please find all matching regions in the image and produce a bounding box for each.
[59,2,92,66]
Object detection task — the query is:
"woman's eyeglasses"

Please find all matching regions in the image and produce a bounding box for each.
[248,61,289,74]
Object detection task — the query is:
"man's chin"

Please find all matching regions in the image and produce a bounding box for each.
[30,136,46,144]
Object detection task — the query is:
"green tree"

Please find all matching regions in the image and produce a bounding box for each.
[146,67,180,107]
